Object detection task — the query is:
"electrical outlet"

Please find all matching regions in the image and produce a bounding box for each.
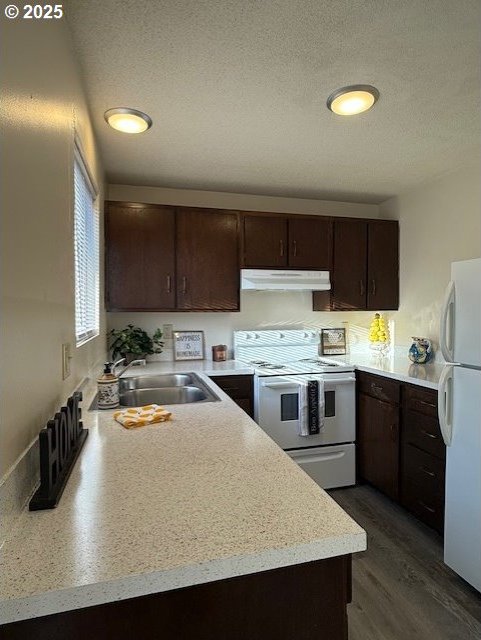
[162,324,174,340]
[62,343,72,380]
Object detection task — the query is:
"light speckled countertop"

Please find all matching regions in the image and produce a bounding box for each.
[340,355,444,390]
[129,355,443,389]
[0,371,366,625]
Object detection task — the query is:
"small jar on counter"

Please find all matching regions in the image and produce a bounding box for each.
[97,362,119,409]
[212,345,228,362]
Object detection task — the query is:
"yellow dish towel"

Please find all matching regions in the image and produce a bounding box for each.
[113,404,172,429]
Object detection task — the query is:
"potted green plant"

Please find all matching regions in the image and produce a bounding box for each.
[109,324,164,363]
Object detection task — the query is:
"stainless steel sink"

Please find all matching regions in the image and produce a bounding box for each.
[89,372,219,410]
[120,386,210,407]
[119,374,195,391]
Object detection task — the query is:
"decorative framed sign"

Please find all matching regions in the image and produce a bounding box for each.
[173,330,205,361]
[320,328,347,355]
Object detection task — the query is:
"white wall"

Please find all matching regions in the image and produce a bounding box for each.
[380,159,481,349]
[109,296,376,360]
[107,185,382,358]
[1,18,105,475]
[108,184,379,218]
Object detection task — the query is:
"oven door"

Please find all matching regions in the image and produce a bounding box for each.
[254,374,356,449]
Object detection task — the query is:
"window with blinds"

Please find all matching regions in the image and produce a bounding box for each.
[74,146,99,346]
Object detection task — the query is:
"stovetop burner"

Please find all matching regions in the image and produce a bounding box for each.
[298,358,338,367]
[250,361,287,370]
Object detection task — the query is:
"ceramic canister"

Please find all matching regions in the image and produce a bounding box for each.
[97,363,119,409]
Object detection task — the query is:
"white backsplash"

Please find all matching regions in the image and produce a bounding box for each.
[108,291,425,361]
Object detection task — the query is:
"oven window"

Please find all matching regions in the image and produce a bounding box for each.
[281,393,299,421]
[280,390,335,421]
[325,390,335,417]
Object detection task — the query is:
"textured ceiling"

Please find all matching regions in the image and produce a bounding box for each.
[66,0,480,204]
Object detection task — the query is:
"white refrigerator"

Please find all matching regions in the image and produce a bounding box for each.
[438,257,481,592]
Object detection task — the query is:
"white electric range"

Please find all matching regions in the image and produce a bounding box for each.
[234,330,356,489]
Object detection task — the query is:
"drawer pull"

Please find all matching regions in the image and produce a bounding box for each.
[418,500,436,514]
[418,399,436,408]
[371,383,383,393]
[420,466,436,478]
[359,280,365,296]
[390,424,397,441]
[279,240,285,257]
[221,387,240,392]
[293,240,298,257]
[421,429,438,440]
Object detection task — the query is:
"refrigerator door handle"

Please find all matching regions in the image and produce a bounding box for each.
[440,280,455,362]
[438,365,454,446]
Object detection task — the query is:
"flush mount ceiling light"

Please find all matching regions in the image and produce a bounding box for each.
[104,107,152,133]
[327,85,379,116]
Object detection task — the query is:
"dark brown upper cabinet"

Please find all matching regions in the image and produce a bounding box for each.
[367,221,399,311]
[105,203,239,312]
[313,218,399,311]
[105,202,176,311]
[176,208,240,311]
[331,219,368,311]
[243,215,288,267]
[288,217,332,269]
[243,213,331,270]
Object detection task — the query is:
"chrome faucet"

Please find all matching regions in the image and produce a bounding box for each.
[113,358,147,378]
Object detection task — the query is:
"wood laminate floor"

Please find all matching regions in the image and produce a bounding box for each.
[329,485,481,640]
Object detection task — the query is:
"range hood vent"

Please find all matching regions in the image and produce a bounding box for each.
[241,269,331,291]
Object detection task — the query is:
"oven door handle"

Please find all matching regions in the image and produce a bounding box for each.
[292,451,346,464]
[323,376,356,385]
[263,382,299,389]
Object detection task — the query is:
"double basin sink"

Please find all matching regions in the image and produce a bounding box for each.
[92,373,219,409]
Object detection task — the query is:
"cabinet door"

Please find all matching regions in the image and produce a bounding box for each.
[331,219,368,310]
[288,217,332,269]
[176,208,240,310]
[105,203,175,310]
[243,215,288,267]
[367,221,399,310]
[358,393,399,500]
[210,375,254,417]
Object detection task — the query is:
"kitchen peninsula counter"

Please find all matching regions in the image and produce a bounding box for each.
[0,370,366,631]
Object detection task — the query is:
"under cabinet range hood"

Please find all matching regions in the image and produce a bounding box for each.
[241,269,331,291]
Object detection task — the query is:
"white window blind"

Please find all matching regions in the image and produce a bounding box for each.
[74,146,99,346]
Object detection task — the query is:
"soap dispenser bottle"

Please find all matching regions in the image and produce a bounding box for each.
[97,362,119,410]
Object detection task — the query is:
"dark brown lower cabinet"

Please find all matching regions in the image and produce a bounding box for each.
[1,556,352,640]
[358,392,400,501]
[210,375,254,417]
[357,372,446,534]
[400,443,445,532]
[400,384,446,534]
